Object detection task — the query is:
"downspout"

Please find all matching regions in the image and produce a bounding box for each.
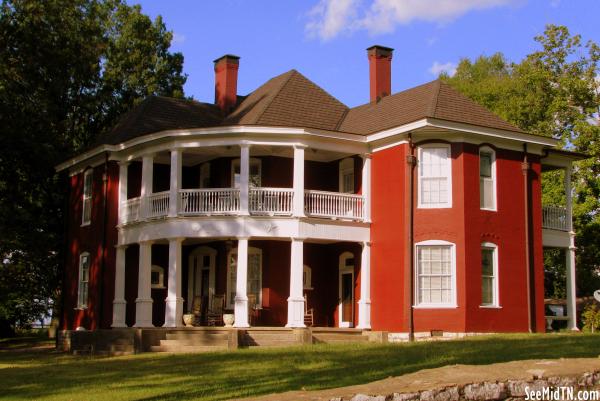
[521,144,533,333]
[406,133,417,342]
[97,152,110,329]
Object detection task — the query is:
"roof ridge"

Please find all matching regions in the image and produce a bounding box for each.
[255,69,297,124]
[428,79,442,117]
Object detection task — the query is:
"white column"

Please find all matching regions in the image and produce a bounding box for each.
[112,245,128,328]
[118,162,129,224]
[286,238,306,328]
[234,238,250,327]
[565,165,573,232]
[357,241,371,329]
[564,165,578,331]
[239,144,250,215]
[361,154,372,223]
[168,149,182,218]
[134,241,154,327]
[164,237,184,327]
[293,145,305,217]
[141,154,154,218]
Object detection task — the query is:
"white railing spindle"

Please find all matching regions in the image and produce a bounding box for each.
[179,188,240,215]
[304,190,364,221]
[542,205,568,231]
[249,188,294,216]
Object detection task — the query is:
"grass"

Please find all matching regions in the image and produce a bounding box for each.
[1,333,599,401]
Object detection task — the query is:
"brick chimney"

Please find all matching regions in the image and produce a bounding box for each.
[214,54,240,113]
[367,45,394,102]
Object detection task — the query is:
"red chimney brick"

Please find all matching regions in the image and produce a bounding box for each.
[214,54,240,113]
[367,45,394,102]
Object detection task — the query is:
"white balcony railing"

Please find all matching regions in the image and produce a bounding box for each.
[146,191,170,218]
[179,188,240,215]
[305,190,364,220]
[121,197,142,224]
[250,187,294,216]
[542,205,568,231]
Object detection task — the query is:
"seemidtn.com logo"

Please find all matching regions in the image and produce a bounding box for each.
[525,386,600,401]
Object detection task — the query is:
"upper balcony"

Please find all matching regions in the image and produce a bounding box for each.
[118,143,370,226]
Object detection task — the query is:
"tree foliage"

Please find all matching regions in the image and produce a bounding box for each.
[0,0,186,333]
[443,25,600,298]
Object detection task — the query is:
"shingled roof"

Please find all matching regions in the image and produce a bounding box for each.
[95,74,524,146]
[339,80,524,135]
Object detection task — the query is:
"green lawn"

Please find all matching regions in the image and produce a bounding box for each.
[1,333,599,401]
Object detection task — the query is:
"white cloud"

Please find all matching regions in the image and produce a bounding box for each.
[305,0,520,40]
[172,32,186,45]
[305,0,359,41]
[429,61,457,77]
[550,0,560,8]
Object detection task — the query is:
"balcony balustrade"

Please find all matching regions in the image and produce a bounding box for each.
[121,188,365,223]
[542,205,568,231]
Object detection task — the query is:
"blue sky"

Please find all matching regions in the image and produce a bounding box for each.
[133,0,598,108]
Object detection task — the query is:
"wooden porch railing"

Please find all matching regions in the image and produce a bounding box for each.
[146,191,170,218]
[304,190,364,220]
[542,205,568,231]
[249,187,294,216]
[179,188,240,216]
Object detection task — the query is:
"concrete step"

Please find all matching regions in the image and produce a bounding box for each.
[165,333,229,342]
[243,336,298,347]
[312,333,369,344]
[160,339,228,347]
[149,344,228,353]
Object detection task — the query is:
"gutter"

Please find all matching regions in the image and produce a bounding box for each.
[406,133,417,341]
[522,144,534,333]
[97,152,110,329]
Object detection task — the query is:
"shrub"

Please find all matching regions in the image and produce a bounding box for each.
[581,303,600,333]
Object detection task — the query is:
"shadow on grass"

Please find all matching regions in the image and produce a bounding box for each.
[1,333,599,401]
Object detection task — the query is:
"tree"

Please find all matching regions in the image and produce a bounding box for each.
[442,25,600,298]
[0,0,186,335]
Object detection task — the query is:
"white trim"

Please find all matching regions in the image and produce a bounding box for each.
[187,246,217,313]
[81,169,93,226]
[77,252,90,309]
[479,146,497,211]
[227,246,262,310]
[480,242,500,307]
[338,251,355,328]
[414,240,457,308]
[417,144,453,209]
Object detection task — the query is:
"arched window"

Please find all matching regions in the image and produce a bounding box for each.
[77,252,90,309]
[82,169,93,225]
[151,265,165,289]
[479,146,496,210]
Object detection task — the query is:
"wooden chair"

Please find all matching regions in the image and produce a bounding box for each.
[207,294,225,326]
[304,294,314,327]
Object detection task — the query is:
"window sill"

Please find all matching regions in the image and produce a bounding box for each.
[417,204,453,209]
[480,208,497,212]
[80,222,91,227]
[74,307,88,311]
[479,305,502,309]
[413,304,458,309]
[151,286,166,290]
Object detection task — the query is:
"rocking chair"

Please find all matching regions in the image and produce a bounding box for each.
[304,294,314,327]
[207,294,225,326]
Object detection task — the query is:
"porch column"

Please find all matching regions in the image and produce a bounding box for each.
[134,240,154,327]
[112,245,128,328]
[168,149,182,218]
[293,145,305,217]
[564,165,578,331]
[361,154,372,222]
[234,238,250,327]
[357,241,371,329]
[141,154,154,218]
[118,162,129,224]
[164,237,184,327]
[286,238,306,328]
[239,144,250,215]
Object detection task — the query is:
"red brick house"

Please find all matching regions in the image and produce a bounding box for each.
[56,46,582,348]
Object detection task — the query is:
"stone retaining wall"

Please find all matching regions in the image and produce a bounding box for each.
[332,371,600,401]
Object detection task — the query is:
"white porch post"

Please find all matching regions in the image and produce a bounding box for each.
[134,241,154,327]
[118,162,129,224]
[361,154,372,222]
[164,237,184,327]
[168,149,182,218]
[565,165,579,331]
[293,145,305,217]
[286,238,306,328]
[112,245,128,328]
[234,238,250,327]
[239,144,250,215]
[141,154,154,218]
[357,241,372,329]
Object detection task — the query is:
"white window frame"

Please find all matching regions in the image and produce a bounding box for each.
[339,158,355,194]
[303,265,313,290]
[81,169,93,226]
[479,146,497,211]
[414,240,457,308]
[231,158,261,188]
[150,265,165,289]
[480,242,500,308]
[417,144,452,209]
[77,252,90,309]
[226,246,262,309]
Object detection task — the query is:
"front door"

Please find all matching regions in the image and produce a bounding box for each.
[338,252,355,328]
[188,247,216,313]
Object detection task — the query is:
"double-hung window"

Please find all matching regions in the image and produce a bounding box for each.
[227,247,262,309]
[479,147,496,210]
[77,252,90,309]
[415,241,456,307]
[481,243,499,307]
[418,145,452,208]
[82,169,93,225]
